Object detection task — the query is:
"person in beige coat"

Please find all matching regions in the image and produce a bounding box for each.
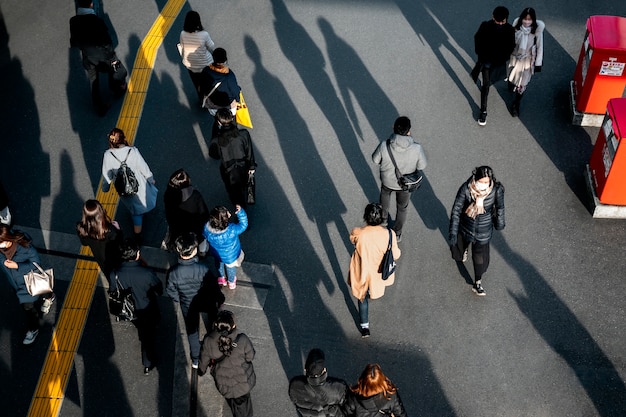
[348,203,401,338]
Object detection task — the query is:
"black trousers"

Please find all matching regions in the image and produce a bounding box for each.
[22,302,40,331]
[479,63,506,112]
[226,393,253,417]
[451,233,491,281]
[133,304,160,368]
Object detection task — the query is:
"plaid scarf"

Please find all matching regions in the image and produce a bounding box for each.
[465,180,493,218]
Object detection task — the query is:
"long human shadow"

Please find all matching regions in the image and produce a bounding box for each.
[270,0,379,201]
[317,17,398,140]
[397,1,595,204]
[0,7,49,231]
[493,233,626,416]
[243,35,357,320]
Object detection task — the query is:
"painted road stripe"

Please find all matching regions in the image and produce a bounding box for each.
[27,0,186,415]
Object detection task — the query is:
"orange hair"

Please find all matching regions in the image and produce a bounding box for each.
[351,364,397,399]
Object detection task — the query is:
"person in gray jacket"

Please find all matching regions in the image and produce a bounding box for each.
[198,310,256,417]
[166,232,224,368]
[372,116,427,242]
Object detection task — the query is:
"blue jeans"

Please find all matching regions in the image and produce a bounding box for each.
[358,292,370,327]
[216,260,237,283]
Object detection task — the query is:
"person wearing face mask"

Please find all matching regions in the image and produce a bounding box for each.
[507,8,545,117]
[471,6,516,126]
[448,166,505,296]
[0,224,56,344]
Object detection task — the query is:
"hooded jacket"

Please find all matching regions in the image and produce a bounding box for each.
[346,391,408,417]
[449,177,505,245]
[288,372,349,417]
[372,134,427,191]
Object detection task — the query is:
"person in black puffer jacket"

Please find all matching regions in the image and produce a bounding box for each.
[449,166,505,296]
[346,364,407,417]
[289,348,349,417]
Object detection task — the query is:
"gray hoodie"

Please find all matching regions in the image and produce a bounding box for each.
[372,134,427,190]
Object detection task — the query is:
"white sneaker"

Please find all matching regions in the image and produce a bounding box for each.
[41,294,56,314]
[23,330,39,345]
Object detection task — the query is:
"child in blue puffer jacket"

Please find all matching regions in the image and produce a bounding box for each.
[203,205,248,289]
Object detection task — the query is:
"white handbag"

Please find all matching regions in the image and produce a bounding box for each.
[24,262,54,296]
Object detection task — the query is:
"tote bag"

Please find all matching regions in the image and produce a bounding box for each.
[236,91,253,129]
[24,262,54,296]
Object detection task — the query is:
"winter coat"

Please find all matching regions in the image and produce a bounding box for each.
[166,256,210,313]
[0,240,41,304]
[348,225,401,301]
[209,128,256,188]
[101,146,158,216]
[372,134,427,191]
[474,19,516,66]
[449,178,505,245]
[346,391,407,417]
[164,185,209,243]
[203,208,248,264]
[78,226,124,278]
[198,329,256,399]
[289,373,348,417]
[110,260,163,311]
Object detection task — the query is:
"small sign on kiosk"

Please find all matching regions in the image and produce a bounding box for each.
[571,16,626,126]
[586,98,626,217]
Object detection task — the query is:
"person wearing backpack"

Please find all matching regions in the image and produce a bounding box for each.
[102,128,158,242]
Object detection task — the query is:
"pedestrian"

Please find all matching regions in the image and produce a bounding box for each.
[348,203,401,338]
[203,205,248,290]
[209,108,256,207]
[179,10,215,102]
[0,224,55,345]
[69,0,127,116]
[345,363,408,417]
[110,239,163,375]
[471,6,516,126]
[198,310,256,417]
[76,199,124,280]
[0,181,11,225]
[163,169,210,251]
[448,166,505,296]
[288,348,349,417]
[101,127,158,243]
[166,232,225,369]
[371,116,427,243]
[507,7,545,117]
[202,48,241,115]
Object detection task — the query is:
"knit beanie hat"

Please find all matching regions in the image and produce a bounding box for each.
[305,348,326,377]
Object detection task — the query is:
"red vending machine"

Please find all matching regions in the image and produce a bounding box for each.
[589,98,626,205]
[573,16,626,115]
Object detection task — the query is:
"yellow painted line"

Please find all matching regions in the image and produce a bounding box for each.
[27,0,187,415]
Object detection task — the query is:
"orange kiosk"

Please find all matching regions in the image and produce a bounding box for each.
[589,98,626,205]
[573,16,626,116]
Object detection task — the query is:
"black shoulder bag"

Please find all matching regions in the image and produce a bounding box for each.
[386,139,422,192]
[378,229,397,281]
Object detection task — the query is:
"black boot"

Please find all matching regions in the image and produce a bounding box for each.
[511,93,523,117]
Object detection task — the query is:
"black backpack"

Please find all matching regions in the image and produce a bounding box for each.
[111,148,139,196]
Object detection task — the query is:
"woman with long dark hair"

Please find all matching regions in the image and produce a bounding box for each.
[449,166,505,296]
[209,109,256,207]
[0,224,55,345]
[346,364,407,417]
[179,10,215,101]
[76,199,124,279]
[198,310,256,417]
[507,7,545,116]
[163,169,209,250]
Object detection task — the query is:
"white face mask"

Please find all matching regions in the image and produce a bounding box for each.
[522,17,533,27]
[475,181,489,191]
[0,242,9,249]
